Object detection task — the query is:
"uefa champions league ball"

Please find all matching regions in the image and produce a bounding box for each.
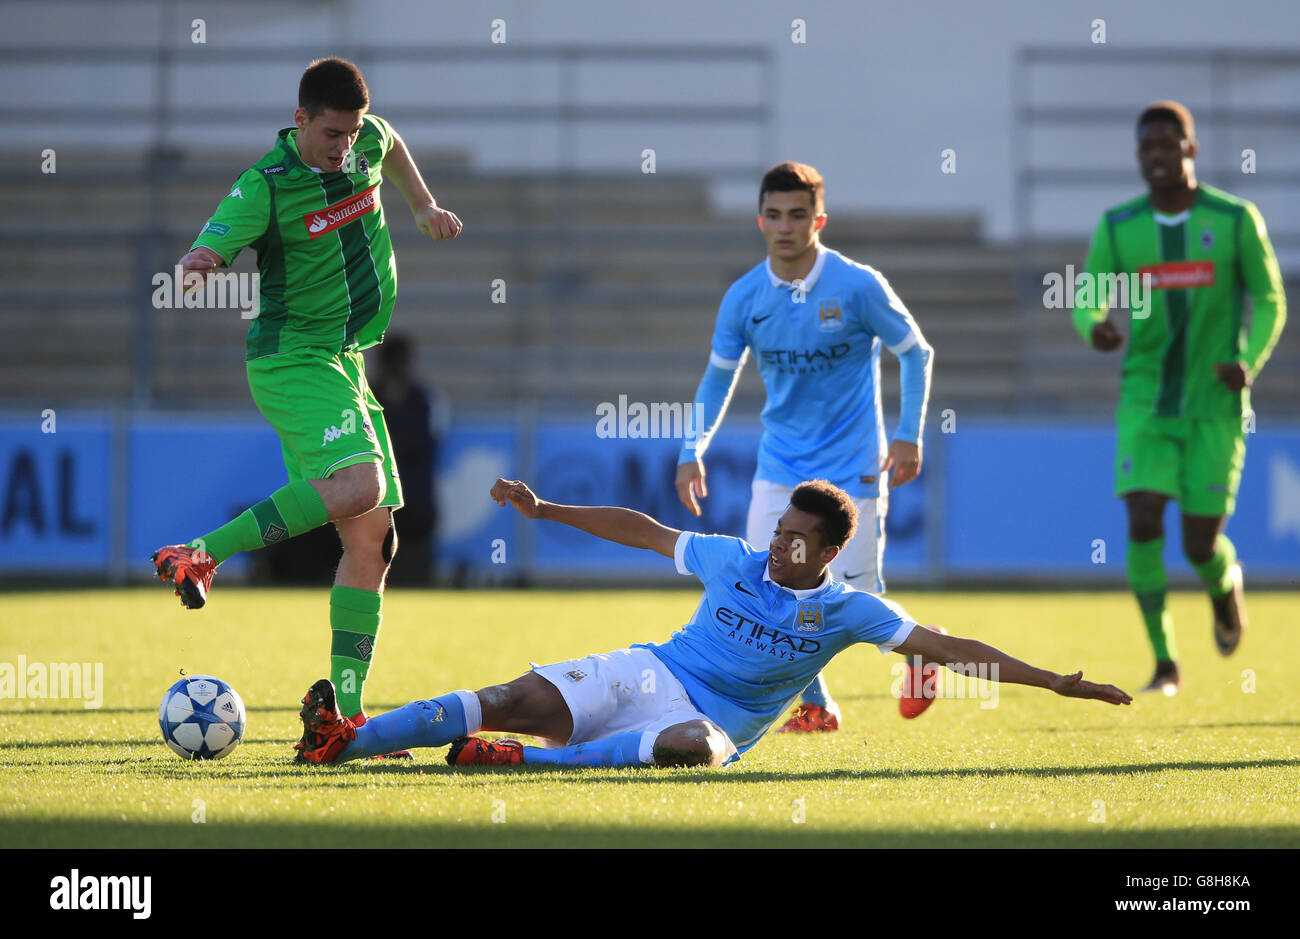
[158,675,246,760]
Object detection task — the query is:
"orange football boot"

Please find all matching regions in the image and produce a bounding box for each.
[294,679,357,764]
[151,544,217,609]
[446,736,525,766]
[776,702,841,733]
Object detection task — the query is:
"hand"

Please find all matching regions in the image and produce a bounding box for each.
[1048,670,1132,706]
[675,461,707,517]
[881,439,921,487]
[415,204,463,241]
[490,478,544,518]
[1212,361,1249,392]
[1090,319,1123,352]
[177,248,221,293]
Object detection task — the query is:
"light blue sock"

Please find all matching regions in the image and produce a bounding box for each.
[337,690,480,762]
[521,731,649,768]
[800,672,833,709]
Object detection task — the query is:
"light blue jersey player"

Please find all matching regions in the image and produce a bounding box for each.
[674,162,934,732]
[293,477,1132,769]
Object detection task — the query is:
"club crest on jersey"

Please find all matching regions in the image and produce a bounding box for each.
[795,600,824,632]
[565,669,587,683]
[303,184,378,239]
[818,299,844,331]
[1200,227,1215,251]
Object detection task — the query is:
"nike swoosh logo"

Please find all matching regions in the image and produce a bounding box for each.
[734,580,759,598]
[751,313,772,324]
[842,571,867,581]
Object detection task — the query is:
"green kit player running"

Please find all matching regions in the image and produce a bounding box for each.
[151,58,463,748]
[1072,101,1286,694]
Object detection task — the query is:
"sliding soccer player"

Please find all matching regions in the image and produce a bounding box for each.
[1072,101,1286,693]
[674,162,934,731]
[150,58,462,743]
[293,477,1130,767]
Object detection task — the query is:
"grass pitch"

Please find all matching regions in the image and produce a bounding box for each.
[1,587,1297,848]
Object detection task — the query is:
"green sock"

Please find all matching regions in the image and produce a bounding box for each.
[189,479,329,564]
[1190,533,1237,598]
[330,586,383,718]
[1128,537,1177,662]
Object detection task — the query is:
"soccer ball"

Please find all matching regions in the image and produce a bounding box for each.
[158,675,246,760]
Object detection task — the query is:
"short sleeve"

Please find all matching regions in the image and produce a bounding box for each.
[361,114,397,161]
[709,282,751,366]
[859,268,922,354]
[191,169,270,264]
[852,594,917,654]
[675,532,751,582]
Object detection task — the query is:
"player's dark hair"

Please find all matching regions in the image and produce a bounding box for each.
[789,479,857,550]
[299,57,370,118]
[1137,100,1195,144]
[759,161,825,214]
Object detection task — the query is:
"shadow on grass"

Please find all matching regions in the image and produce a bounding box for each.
[10,753,1296,783]
[2,817,1296,849]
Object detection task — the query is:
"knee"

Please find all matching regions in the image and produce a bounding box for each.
[335,468,384,519]
[1182,531,1216,565]
[651,722,727,768]
[475,684,517,725]
[1127,506,1164,543]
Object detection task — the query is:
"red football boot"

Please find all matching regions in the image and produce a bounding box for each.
[775,702,841,733]
[294,679,357,764]
[151,544,217,610]
[446,736,525,766]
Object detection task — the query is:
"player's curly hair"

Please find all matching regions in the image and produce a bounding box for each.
[759,161,825,215]
[1137,100,1196,144]
[300,57,370,118]
[789,479,857,550]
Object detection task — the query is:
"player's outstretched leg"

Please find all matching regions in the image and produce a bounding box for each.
[777,672,841,732]
[449,720,730,769]
[295,680,483,764]
[150,478,330,610]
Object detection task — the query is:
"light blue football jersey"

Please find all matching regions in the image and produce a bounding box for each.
[635,532,916,756]
[703,244,927,499]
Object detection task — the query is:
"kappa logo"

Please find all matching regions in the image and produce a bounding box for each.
[262,164,286,175]
[322,424,351,446]
[229,187,243,200]
[263,523,287,543]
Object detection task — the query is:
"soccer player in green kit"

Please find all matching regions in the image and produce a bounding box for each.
[151,58,463,746]
[1072,101,1286,694]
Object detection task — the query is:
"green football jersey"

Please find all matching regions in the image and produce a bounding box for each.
[191,114,399,360]
[1071,183,1286,418]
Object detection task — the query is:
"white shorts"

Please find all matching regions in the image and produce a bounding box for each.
[746,478,888,593]
[532,647,738,764]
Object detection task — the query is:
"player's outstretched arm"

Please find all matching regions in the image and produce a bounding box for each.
[382,126,463,241]
[490,478,682,558]
[893,624,1132,706]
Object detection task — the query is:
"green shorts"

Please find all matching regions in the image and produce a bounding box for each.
[246,347,403,509]
[1114,410,1245,516]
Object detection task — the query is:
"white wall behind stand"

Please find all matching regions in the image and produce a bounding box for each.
[4,0,1297,243]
